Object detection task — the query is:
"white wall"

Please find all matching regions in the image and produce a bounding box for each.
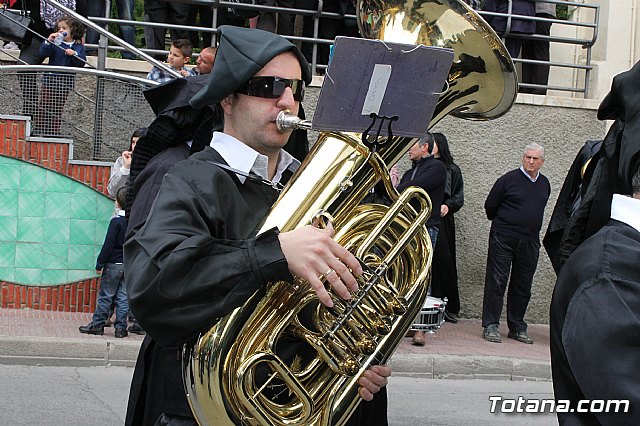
[549,0,639,100]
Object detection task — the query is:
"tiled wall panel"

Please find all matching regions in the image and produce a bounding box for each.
[0,117,114,312]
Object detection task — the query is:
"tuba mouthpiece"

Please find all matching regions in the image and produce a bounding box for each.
[276,110,311,132]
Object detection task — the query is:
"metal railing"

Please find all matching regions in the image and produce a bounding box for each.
[478,0,599,96]
[0,0,602,154]
[0,65,157,161]
[2,0,600,95]
[84,0,599,95]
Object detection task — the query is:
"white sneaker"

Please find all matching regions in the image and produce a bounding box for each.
[3,42,19,50]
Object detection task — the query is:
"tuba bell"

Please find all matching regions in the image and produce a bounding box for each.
[183,1,516,425]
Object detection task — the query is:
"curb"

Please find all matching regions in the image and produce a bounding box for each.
[388,353,551,381]
[0,336,142,367]
[0,336,551,381]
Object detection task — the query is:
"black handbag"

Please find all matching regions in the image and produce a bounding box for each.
[0,2,33,45]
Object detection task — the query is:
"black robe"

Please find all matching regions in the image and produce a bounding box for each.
[543,60,640,274]
[126,146,290,345]
[126,143,191,240]
[124,146,387,425]
[430,162,464,314]
[125,146,289,424]
[543,140,602,274]
[550,219,640,425]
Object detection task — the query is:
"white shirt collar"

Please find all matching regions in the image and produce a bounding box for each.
[519,166,539,182]
[610,194,640,233]
[209,131,299,184]
[117,210,126,217]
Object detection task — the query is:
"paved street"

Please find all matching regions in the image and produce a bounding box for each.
[389,373,555,425]
[0,365,556,425]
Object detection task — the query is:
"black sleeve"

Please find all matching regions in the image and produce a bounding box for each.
[124,171,290,346]
[558,276,640,424]
[484,175,505,220]
[126,161,175,241]
[96,219,117,269]
[446,164,464,213]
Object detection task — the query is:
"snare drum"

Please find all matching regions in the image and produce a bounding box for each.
[410,296,447,331]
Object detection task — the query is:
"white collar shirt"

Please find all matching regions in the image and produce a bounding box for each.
[209,131,299,184]
[519,166,540,182]
[610,194,640,233]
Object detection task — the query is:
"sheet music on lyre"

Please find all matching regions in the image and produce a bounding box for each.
[312,36,454,138]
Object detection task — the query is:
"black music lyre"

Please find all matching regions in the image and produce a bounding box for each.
[362,113,399,153]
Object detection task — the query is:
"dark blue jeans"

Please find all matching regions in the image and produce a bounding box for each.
[427,226,440,249]
[92,263,129,330]
[114,0,136,59]
[426,226,439,296]
[482,231,540,332]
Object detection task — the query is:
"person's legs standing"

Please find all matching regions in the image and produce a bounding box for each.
[521,15,552,95]
[256,0,277,33]
[168,1,191,40]
[506,239,540,333]
[76,0,107,53]
[37,82,53,135]
[198,5,213,48]
[301,0,339,68]
[482,231,514,328]
[145,0,168,53]
[187,5,200,49]
[275,0,295,36]
[113,264,130,337]
[427,226,439,249]
[18,42,44,123]
[115,0,136,59]
[80,264,120,334]
[112,264,128,328]
[300,0,316,63]
[503,37,525,61]
[48,82,71,136]
[412,225,440,345]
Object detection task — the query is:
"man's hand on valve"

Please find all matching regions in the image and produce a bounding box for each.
[278,224,363,308]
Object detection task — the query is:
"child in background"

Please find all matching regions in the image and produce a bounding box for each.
[146,38,196,83]
[79,187,130,338]
[108,127,147,198]
[37,15,86,135]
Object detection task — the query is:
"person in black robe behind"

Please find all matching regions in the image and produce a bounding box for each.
[124,25,391,426]
[547,60,640,426]
[428,133,464,323]
[549,162,640,425]
[544,60,640,274]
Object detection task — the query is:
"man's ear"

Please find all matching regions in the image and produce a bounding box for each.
[220,95,234,115]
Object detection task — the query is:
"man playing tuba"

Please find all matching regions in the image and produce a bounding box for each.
[124,26,391,426]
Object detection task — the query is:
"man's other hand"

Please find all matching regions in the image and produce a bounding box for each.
[358,364,391,401]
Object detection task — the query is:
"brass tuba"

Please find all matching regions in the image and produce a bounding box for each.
[183,1,516,425]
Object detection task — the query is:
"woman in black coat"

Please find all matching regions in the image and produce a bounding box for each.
[429,133,464,322]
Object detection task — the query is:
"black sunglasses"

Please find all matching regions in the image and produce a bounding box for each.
[236,76,305,102]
